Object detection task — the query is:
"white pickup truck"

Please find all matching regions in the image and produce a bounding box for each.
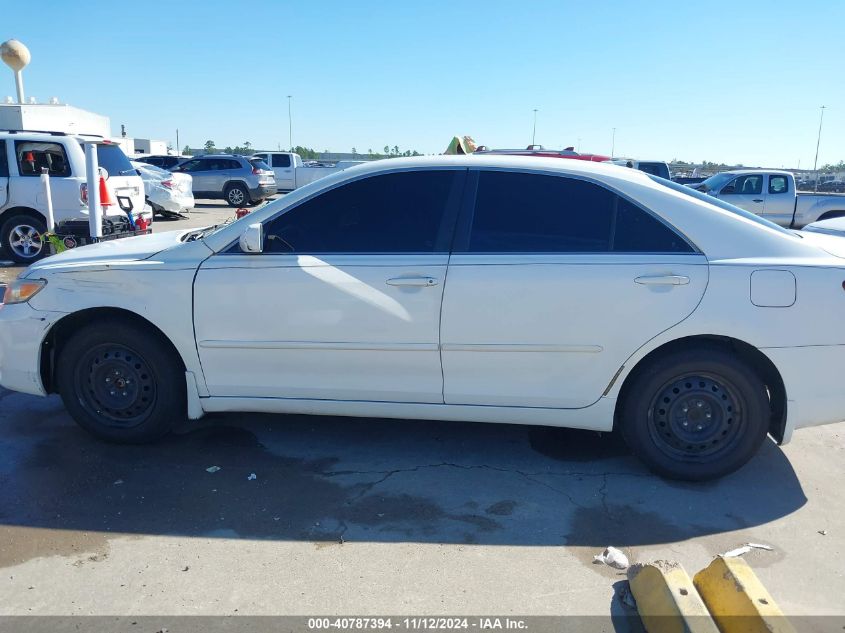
[251,151,364,193]
[693,169,845,228]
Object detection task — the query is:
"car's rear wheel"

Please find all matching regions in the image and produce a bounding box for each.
[1,214,47,263]
[225,184,249,207]
[620,346,770,481]
[56,320,185,443]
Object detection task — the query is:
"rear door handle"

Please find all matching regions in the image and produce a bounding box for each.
[386,276,439,287]
[635,275,690,286]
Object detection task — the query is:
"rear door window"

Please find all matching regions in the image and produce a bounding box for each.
[272,154,291,168]
[467,171,692,253]
[769,175,789,194]
[15,141,71,177]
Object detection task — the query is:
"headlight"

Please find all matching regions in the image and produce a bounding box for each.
[2,279,47,305]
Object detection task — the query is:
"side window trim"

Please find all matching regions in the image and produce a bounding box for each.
[450,168,700,255]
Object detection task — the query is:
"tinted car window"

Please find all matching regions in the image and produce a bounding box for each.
[0,140,8,177]
[272,154,291,168]
[638,162,671,179]
[16,141,71,177]
[180,159,211,172]
[223,159,242,170]
[91,144,135,177]
[263,170,460,253]
[468,172,691,253]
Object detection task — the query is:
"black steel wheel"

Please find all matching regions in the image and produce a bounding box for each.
[57,320,185,443]
[74,344,158,428]
[620,346,770,481]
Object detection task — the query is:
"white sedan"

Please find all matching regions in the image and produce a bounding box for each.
[2,156,844,481]
[131,160,194,217]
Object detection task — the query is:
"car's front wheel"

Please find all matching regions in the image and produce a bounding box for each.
[56,320,185,443]
[620,346,770,481]
[225,184,249,207]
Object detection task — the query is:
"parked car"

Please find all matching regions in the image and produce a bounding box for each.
[607,158,672,180]
[3,156,845,481]
[251,151,364,193]
[692,169,845,228]
[134,154,188,170]
[169,154,276,206]
[0,130,150,263]
[131,160,194,217]
[818,180,845,193]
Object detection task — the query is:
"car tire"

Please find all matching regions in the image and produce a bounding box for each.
[1,213,48,264]
[225,184,249,207]
[619,346,770,481]
[56,320,186,444]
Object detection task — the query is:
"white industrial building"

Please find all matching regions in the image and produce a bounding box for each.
[0,102,169,155]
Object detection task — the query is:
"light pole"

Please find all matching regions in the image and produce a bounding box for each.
[577,137,582,152]
[611,127,616,158]
[812,105,826,192]
[287,95,293,151]
[531,109,538,146]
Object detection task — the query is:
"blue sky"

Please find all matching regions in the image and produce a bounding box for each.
[3,1,843,167]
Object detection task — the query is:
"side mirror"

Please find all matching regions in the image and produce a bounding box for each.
[239,223,263,254]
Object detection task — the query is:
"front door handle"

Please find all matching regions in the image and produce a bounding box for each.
[752,198,764,203]
[635,275,690,286]
[386,276,439,287]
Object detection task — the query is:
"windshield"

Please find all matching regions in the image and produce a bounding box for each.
[647,175,797,237]
[698,172,735,193]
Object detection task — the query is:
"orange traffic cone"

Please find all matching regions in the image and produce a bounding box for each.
[98,176,115,207]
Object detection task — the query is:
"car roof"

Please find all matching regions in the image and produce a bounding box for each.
[722,168,793,176]
[338,154,653,184]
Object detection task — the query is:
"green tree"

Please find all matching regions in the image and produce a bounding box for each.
[182,145,193,156]
[384,145,390,155]
[351,147,358,157]
[203,140,216,153]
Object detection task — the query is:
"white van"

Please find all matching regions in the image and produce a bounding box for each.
[0,130,149,263]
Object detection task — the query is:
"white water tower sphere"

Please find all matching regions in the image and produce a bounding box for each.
[0,39,31,72]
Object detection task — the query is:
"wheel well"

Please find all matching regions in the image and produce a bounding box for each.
[817,210,845,222]
[224,181,248,192]
[40,307,187,394]
[615,335,787,443]
[0,206,44,228]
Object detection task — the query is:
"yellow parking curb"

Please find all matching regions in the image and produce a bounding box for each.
[693,556,796,633]
[628,561,720,633]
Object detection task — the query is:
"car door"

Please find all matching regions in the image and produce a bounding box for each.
[716,174,765,216]
[176,158,214,195]
[217,158,242,192]
[761,174,794,226]
[440,170,708,409]
[193,168,466,402]
[271,153,296,191]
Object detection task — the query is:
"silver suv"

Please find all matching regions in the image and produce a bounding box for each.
[171,154,276,206]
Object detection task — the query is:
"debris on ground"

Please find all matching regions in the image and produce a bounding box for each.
[721,543,774,557]
[818,530,828,536]
[247,473,257,481]
[593,546,629,569]
[113,479,123,485]
[181,566,189,572]
[205,466,221,473]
